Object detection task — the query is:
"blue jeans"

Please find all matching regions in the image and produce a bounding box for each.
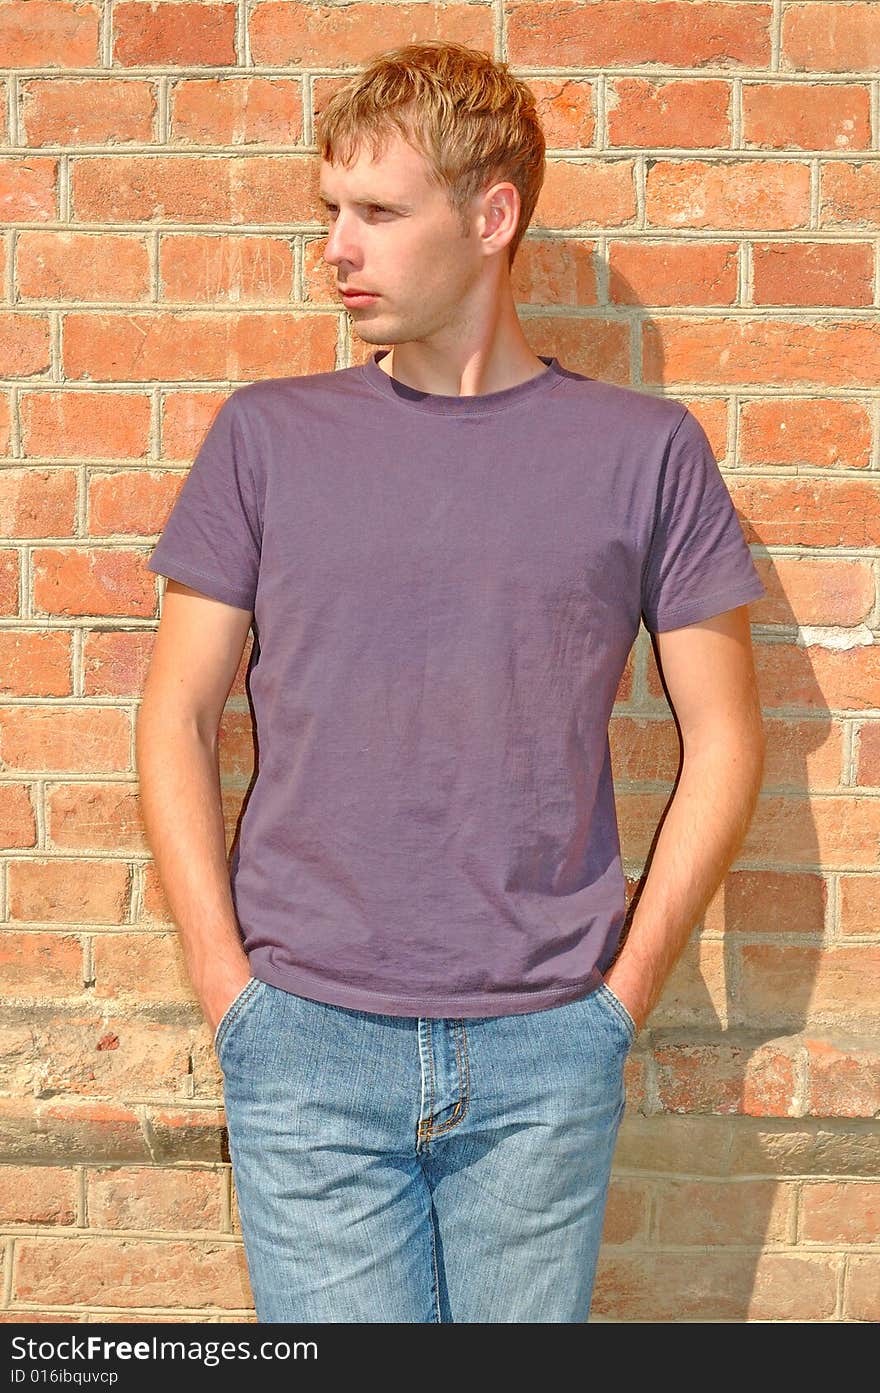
[214,974,636,1322]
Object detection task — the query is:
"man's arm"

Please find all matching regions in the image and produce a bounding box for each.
[135,580,256,1037]
[604,604,766,1032]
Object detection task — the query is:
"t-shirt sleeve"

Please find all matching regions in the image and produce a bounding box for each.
[146,391,262,612]
[640,407,766,633]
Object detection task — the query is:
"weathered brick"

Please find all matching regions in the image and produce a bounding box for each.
[86,1166,225,1231]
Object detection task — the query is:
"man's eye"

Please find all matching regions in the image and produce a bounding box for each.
[324,206,390,217]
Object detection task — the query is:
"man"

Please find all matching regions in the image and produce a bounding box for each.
[136,41,766,1323]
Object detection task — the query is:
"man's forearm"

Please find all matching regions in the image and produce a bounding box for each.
[135,709,252,1030]
[605,728,765,1032]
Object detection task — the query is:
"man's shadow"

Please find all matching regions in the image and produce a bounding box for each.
[539,260,834,1320]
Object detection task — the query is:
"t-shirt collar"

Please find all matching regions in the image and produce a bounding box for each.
[361,348,565,416]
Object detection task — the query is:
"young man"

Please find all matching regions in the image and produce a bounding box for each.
[136,41,766,1323]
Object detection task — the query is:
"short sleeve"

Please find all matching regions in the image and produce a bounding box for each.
[640,408,765,633]
[146,391,261,611]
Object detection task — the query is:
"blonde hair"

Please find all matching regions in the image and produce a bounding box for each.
[314,40,546,268]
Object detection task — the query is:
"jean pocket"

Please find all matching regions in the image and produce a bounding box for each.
[597,980,638,1045]
[213,975,264,1058]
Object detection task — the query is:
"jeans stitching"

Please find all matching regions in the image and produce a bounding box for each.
[428,1205,442,1323]
[425,1020,470,1138]
[214,975,261,1054]
[598,983,636,1041]
[417,1019,437,1143]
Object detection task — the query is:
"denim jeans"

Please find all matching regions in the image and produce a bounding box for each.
[214,973,636,1323]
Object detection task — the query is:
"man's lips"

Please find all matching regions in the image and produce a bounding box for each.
[341,289,379,300]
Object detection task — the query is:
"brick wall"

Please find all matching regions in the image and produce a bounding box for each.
[1,1,878,1322]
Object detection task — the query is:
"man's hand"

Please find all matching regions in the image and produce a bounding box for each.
[603,962,652,1037]
[202,964,254,1038]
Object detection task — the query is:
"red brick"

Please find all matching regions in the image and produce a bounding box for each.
[654,1042,799,1117]
[753,641,880,712]
[608,77,732,148]
[594,1251,838,1320]
[821,160,880,226]
[844,1255,880,1320]
[20,391,151,461]
[0,704,131,773]
[170,76,303,145]
[0,1165,77,1224]
[643,937,729,1029]
[738,795,880,871]
[0,310,51,375]
[739,397,872,469]
[800,1182,880,1243]
[0,782,37,849]
[855,722,880,786]
[752,240,874,307]
[0,467,76,536]
[13,1235,251,1310]
[736,944,880,1029]
[89,469,181,537]
[731,477,880,548]
[91,931,192,1002]
[0,931,82,996]
[160,390,228,460]
[506,1,771,68]
[7,858,130,924]
[21,79,156,145]
[33,548,155,618]
[1,1013,193,1098]
[805,1037,880,1118]
[643,314,879,388]
[0,631,72,698]
[46,782,147,851]
[838,875,880,936]
[743,82,870,151]
[18,231,151,303]
[0,1,99,68]
[0,548,20,614]
[250,2,492,67]
[0,156,57,223]
[62,310,336,384]
[750,556,874,626]
[655,1179,791,1244]
[609,239,738,305]
[0,1096,149,1163]
[159,233,295,304]
[527,77,595,150]
[601,1180,650,1244]
[113,2,236,67]
[82,629,157,698]
[535,158,636,229]
[505,236,600,309]
[86,1166,224,1231]
[704,869,827,936]
[646,159,810,231]
[610,712,682,784]
[783,3,880,73]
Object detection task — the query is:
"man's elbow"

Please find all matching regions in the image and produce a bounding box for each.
[681,711,766,779]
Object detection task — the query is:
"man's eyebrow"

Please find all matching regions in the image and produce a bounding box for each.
[319,191,408,208]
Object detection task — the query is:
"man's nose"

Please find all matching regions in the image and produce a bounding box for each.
[323,222,360,265]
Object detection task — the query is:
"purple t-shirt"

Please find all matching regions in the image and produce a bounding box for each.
[146,349,765,1017]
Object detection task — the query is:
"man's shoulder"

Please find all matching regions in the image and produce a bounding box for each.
[225,364,366,418]
[551,367,688,438]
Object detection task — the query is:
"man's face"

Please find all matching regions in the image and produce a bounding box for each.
[319,129,497,351]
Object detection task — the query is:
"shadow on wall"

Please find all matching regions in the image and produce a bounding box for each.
[580,262,852,1322]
